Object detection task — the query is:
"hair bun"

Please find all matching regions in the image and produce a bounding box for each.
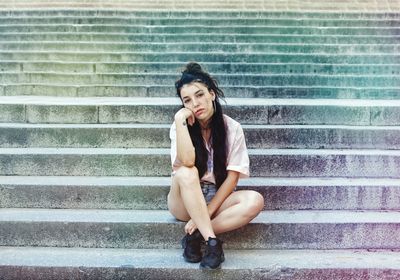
[183,62,203,74]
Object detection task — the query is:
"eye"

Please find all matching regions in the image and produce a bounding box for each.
[183,99,190,104]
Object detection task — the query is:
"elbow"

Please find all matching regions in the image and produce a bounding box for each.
[177,149,195,167]
[180,157,195,167]
[181,161,195,168]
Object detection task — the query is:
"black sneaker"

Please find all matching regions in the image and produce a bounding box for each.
[181,229,204,263]
[200,237,225,269]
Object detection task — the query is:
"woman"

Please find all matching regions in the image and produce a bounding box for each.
[168,62,264,269]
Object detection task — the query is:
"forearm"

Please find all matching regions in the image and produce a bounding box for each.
[175,116,195,166]
[207,171,239,218]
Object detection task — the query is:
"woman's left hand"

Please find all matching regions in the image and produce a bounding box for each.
[184,219,198,235]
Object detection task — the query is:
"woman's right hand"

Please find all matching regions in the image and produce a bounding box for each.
[175,108,195,126]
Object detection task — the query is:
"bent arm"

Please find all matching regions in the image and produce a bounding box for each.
[207,170,240,218]
[175,110,196,167]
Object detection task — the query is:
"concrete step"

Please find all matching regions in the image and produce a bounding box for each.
[85,62,400,76]
[1,33,398,44]
[2,84,399,99]
[1,176,400,211]
[0,11,399,20]
[1,51,399,64]
[0,123,172,149]
[0,1,399,11]
[1,123,400,150]
[1,208,400,249]
[1,73,399,88]
[1,247,400,280]
[2,61,399,76]
[0,16,399,27]
[1,24,399,35]
[1,97,399,125]
[1,147,400,177]
[3,42,400,54]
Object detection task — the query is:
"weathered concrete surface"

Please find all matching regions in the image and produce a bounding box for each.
[0,176,170,210]
[0,104,25,123]
[2,42,400,54]
[1,209,400,250]
[0,1,400,11]
[3,84,399,99]
[2,123,400,149]
[1,148,400,177]
[1,51,399,64]
[0,31,399,44]
[1,247,400,280]
[2,24,400,36]
[0,123,171,148]
[1,16,400,27]
[2,97,400,125]
[1,176,400,210]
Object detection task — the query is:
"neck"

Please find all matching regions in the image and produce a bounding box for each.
[199,119,211,130]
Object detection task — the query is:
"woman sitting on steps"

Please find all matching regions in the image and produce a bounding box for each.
[168,62,264,269]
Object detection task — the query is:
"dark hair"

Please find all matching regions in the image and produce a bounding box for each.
[175,62,227,189]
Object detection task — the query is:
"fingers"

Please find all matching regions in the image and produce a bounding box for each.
[184,220,198,235]
[187,113,195,126]
[175,108,195,126]
[182,109,195,126]
[184,223,190,234]
[184,220,191,234]
[190,227,197,235]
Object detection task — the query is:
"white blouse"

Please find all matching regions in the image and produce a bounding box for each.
[169,114,250,184]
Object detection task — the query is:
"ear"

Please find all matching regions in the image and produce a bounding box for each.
[209,89,216,101]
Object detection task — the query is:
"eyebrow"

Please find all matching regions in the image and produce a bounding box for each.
[182,90,203,100]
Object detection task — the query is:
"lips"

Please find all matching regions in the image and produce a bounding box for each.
[195,109,205,116]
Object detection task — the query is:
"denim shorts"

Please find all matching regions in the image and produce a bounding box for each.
[200,182,217,204]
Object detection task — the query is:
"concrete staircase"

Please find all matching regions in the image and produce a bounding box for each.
[1,1,400,279]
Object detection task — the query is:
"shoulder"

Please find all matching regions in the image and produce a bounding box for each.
[223,114,241,129]
[223,114,244,143]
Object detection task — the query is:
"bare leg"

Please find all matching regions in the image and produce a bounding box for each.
[210,190,264,235]
[167,166,216,240]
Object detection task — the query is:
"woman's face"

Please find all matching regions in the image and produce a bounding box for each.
[180,82,216,124]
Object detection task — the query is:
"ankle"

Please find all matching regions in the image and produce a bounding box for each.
[198,230,216,241]
[205,237,222,246]
[205,235,216,240]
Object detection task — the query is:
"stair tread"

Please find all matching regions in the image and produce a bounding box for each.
[1,247,400,269]
[3,72,400,77]
[1,147,400,155]
[0,11,399,17]
[2,96,400,106]
[1,208,400,224]
[1,24,399,28]
[2,122,400,131]
[2,61,400,66]
[2,50,400,54]
[2,175,400,187]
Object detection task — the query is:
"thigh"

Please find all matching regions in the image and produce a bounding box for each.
[167,175,191,222]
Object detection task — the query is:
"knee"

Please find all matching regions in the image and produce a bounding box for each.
[244,191,264,218]
[174,166,200,184]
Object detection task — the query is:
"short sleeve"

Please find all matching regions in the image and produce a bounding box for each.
[226,121,250,178]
